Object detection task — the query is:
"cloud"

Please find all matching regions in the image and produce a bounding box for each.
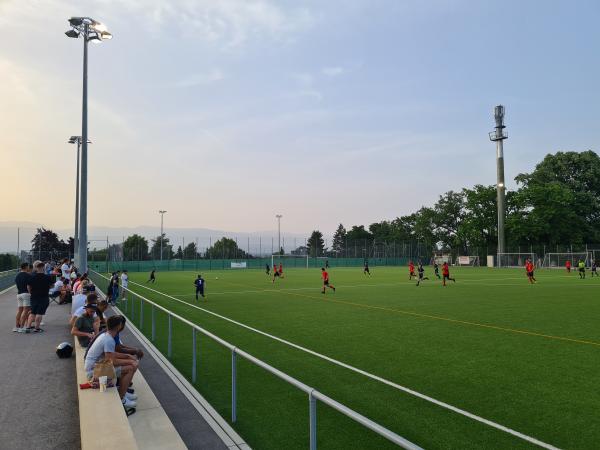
[173,69,224,88]
[322,66,345,77]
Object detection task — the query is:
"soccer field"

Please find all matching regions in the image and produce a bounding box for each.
[95,266,600,450]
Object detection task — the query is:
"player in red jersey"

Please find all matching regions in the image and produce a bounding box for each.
[278,263,284,278]
[321,268,335,294]
[408,261,416,280]
[272,264,280,284]
[525,259,537,284]
[565,260,571,273]
[441,262,455,286]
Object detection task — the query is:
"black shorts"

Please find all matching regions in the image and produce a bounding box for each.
[443,274,450,280]
[418,273,424,279]
[323,280,329,286]
[30,298,49,315]
[527,271,534,277]
[579,268,585,273]
[274,272,280,277]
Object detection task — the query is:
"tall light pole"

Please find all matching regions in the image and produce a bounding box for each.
[489,105,508,256]
[159,210,167,260]
[69,136,91,266]
[276,214,282,255]
[65,17,112,273]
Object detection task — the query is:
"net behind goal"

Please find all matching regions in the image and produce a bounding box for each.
[271,254,309,269]
[497,253,536,268]
[541,252,591,268]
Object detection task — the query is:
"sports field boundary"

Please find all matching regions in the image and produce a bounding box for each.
[114,275,562,450]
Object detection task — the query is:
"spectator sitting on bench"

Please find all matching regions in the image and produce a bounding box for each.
[84,315,138,409]
[71,304,97,347]
[96,300,109,332]
[70,293,99,334]
[114,315,144,360]
[71,282,93,315]
[49,276,64,302]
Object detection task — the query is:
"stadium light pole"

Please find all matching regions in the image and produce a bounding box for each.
[69,136,91,266]
[159,210,167,260]
[489,105,508,256]
[65,17,112,274]
[276,214,282,255]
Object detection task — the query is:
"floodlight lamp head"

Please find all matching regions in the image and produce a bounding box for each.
[68,136,78,143]
[494,105,505,127]
[65,29,80,38]
[68,17,84,26]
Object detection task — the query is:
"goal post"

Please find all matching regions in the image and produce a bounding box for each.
[456,256,480,267]
[496,253,536,268]
[271,253,309,269]
[541,252,591,269]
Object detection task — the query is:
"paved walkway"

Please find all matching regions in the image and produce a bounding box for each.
[0,286,80,450]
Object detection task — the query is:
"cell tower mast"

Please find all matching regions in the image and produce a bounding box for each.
[489,105,508,254]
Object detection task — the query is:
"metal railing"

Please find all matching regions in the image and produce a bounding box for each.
[90,270,421,450]
[0,269,18,291]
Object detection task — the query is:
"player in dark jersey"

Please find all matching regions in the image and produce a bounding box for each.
[321,268,335,294]
[325,260,329,269]
[194,274,205,299]
[441,262,455,286]
[592,260,598,277]
[433,262,441,279]
[416,263,429,286]
[364,260,371,276]
[147,269,156,283]
[265,264,270,276]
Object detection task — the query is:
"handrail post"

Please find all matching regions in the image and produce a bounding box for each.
[131,296,135,321]
[151,304,156,341]
[140,297,144,330]
[168,314,172,358]
[231,348,237,423]
[309,391,317,450]
[192,328,197,383]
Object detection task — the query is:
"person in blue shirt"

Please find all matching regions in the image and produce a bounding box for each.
[194,274,205,300]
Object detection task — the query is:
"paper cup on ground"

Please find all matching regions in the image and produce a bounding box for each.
[99,376,107,392]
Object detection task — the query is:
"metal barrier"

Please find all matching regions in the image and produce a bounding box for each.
[90,270,421,450]
[0,269,18,291]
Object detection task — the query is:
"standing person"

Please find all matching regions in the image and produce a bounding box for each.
[194,274,205,300]
[566,259,571,273]
[26,261,55,332]
[442,262,456,287]
[592,260,598,277]
[111,271,120,305]
[14,262,32,333]
[278,263,284,279]
[364,260,371,276]
[325,260,330,269]
[106,274,115,304]
[578,260,586,279]
[60,258,71,281]
[147,269,156,283]
[321,267,336,294]
[272,264,280,284]
[526,259,537,284]
[408,261,416,280]
[120,270,129,300]
[265,264,270,276]
[433,262,441,279]
[416,263,429,286]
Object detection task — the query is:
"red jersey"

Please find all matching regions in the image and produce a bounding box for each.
[322,271,329,281]
[526,262,533,272]
[279,264,283,273]
[409,263,415,273]
[442,264,449,276]
[566,261,571,268]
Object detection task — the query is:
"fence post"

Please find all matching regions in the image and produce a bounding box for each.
[231,349,237,423]
[309,391,317,450]
[151,304,156,341]
[192,328,197,383]
[131,296,135,321]
[140,298,144,330]
[168,314,172,358]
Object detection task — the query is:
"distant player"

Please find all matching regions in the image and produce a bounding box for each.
[321,268,335,294]
[433,262,441,279]
[416,263,429,286]
[325,260,330,269]
[278,263,284,278]
[272,264,280,284]
[566,260,571,273]
[147,269,156,283]
[578,260,586,279]
[408,261,416,280]
[442,262,455,286]
[364,260,371,276]
[592,260,598,277]
[265,264,270,276]
[194,274,205,300]
[525,259,536,284]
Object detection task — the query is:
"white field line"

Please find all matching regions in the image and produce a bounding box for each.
[125,278,560,450]
[0,285,15,296]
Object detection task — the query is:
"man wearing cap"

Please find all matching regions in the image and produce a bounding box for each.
[70,293,100,334]
[71,283,94,316]
[71,304,97,347]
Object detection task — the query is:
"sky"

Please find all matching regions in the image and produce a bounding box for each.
[1,0,600,237]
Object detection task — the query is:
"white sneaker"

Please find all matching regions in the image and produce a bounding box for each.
[12,327,18,332]
[40,322,45,326]
[17,328,26,333]
[122,397,137,409]
[125,392,138,401]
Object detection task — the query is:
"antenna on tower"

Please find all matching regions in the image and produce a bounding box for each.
[489,105,507,258]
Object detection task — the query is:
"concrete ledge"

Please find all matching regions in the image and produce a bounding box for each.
[74,339,138,450]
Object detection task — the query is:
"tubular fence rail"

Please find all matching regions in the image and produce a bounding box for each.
[89,270,422,450]
[0,269,18,291]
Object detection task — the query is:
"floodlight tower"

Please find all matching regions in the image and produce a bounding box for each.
[68,136,92,266]
[275,214,283,255]
[159,210,167,260]
[489,105,508,254]
[65,17,112,273]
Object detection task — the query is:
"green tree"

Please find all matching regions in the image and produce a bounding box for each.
[122,234,149,261]
[205,237,248,259]
[346,225,372,243]
[332,224,346,254]
[434,191,466,253]
[30,228,71,257]
[307,230,325,257]
[183,242,198,259]
[150,234,173,260]
[174,246,183,258]
[459,185,498,253]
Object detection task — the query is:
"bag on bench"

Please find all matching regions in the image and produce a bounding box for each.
[92,359,116,382]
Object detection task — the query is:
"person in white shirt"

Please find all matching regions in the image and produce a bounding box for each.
[60,258,70,280]
[120,270,128,300]
[71,283,93,315]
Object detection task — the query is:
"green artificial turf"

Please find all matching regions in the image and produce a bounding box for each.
[93,266,600,450]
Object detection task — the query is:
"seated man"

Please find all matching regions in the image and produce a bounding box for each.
[70,293,99,334]
[49,276,65,302]
[84,315,138,409]
[71,304,97,347]
[114,316,144,360]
